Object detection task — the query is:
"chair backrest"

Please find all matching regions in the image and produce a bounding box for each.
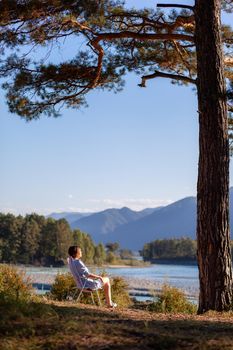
[67,257,84,289]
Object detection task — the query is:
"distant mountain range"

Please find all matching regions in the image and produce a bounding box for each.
[48,211,91,222]
[48,188,233,250]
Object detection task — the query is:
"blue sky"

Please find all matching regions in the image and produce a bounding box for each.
[1,1,233,215]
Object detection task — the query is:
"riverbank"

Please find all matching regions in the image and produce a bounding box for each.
[14,262,200,302]
[146,258,197,265]
[23,269,199,301]
[98,262,150,268]
[1,300,233,350]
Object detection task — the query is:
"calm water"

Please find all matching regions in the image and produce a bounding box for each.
[104,264,199,290]
[23,263,199,297]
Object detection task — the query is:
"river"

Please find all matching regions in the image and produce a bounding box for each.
[22,263,199,301]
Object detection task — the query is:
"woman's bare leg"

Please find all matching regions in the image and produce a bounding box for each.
[102,277,112,306]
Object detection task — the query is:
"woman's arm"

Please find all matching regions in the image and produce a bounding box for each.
[87,273,103,281]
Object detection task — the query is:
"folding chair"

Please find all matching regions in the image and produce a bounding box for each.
[67,257,102,306]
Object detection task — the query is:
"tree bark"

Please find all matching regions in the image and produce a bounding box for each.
[195,0,233,313]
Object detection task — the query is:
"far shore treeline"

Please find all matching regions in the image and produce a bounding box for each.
[141,238,197,263]
[141,238,233,263]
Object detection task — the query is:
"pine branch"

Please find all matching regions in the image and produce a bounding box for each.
[157,4,194,11]
[88,40,104,89]
[225,56,233,66]
[139,70,196,87]
[172,41,193,76]
[93,31,194,44]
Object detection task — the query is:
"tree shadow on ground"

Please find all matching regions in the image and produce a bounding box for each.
[1,302,233,350]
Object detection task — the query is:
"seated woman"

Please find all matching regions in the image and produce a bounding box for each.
[68,245,117,308]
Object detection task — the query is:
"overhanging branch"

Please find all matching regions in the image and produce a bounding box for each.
[157,3,194,11]
[138,70,197,87]
[93,31,194,44]
[89,31,194,89]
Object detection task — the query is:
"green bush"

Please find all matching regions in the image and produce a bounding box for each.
[50,272,132,307]
[110,276,132,307]
[50,272,76,301]
[147,284,197,314]
[0,264,33,303]
[0,264,57,326]
[50,272,102,304]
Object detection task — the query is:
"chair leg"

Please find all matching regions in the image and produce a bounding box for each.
[96,290,101,306]
[72,288,78,300]
[90,292,95,305]
[76,289,83,303]
[71,287,99,306]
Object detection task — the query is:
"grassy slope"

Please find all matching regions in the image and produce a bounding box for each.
[1,301,233,350]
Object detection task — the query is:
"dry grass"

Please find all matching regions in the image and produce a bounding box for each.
[1,299,233,350]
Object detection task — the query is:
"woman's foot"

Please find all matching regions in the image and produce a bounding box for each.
[108,301,117,308]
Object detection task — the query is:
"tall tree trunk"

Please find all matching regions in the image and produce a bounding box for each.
[195,0,233,313]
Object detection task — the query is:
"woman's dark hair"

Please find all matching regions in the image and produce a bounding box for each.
[68,246,80,258]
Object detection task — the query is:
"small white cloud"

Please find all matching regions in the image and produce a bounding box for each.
[68,194,73,199]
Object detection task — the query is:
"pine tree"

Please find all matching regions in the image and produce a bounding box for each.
[0,0,232,312]
[194,0,233,313]
[94,243,106,265]
[19,214,41,264]
[0,213,23,263]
